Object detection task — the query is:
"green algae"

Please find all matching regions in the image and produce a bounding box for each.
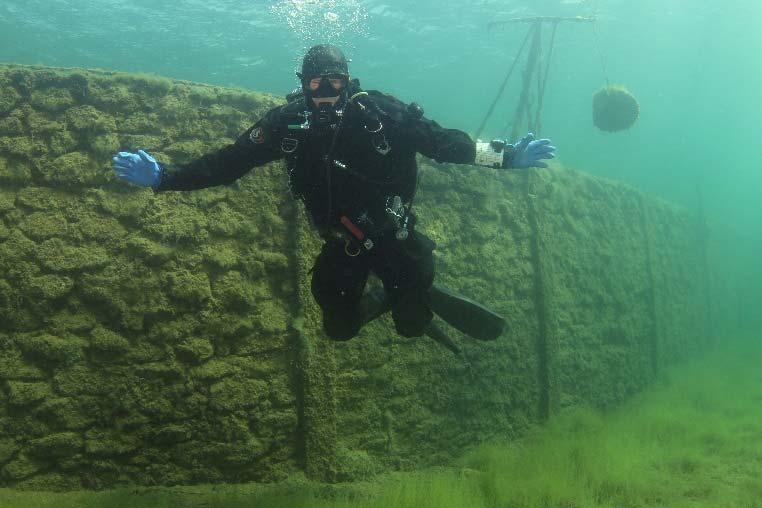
[15,333,85,366]
[174,337,214,364]
[39,152,104,188]
[0,63,729,493]
[5,381,53,407]
[0,87,20,114]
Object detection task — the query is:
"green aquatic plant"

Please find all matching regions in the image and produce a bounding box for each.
[4,343,751,507]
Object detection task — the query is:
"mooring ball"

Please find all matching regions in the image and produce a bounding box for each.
[592,85,640,132]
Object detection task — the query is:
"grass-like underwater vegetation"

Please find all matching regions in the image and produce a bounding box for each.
[1,338,760,508]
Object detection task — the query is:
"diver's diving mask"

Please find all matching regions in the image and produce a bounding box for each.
[306,74,348,98]
[303,73,349,127]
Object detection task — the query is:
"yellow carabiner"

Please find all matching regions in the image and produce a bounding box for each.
[344,239,362,258]
[344,239,361,257]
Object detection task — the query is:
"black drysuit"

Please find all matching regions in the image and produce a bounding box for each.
[155,87,477,340]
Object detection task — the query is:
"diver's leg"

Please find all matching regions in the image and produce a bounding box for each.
[310,240,371,340]
[372,232,436,338]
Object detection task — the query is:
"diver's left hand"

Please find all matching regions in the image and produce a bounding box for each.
[508,132,556,169]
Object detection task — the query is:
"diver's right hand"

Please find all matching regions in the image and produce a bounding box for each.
[112,150,162,189]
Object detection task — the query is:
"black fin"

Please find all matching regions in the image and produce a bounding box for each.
[428,283,505,341]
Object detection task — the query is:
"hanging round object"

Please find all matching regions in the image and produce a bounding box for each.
[592,84,640,132]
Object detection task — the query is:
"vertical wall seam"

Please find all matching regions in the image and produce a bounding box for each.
[695,185,715,349]
[637,194,659,377]
[525,170,551,420]
[279,174,308,473]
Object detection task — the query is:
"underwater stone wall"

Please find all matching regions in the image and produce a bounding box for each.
[0,65,299,489]
[0,64,717,490]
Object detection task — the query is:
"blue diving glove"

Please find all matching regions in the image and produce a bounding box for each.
[112,149,162,189]
[508,132,556,169]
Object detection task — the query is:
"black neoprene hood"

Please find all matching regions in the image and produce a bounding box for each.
[300,44,349,79]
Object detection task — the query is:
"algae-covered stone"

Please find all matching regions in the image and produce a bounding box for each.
[175,337,214,364]
[150,423,193,445]
[125,235,174,265]
[15,333,84,365]
[0,159,32,185]
[5,381,52,406]
[119,134,163,151]
[268,377,296,408]
[28,432,84,458]
[334,447,380,482]
[1,453,47,480]
[35,397,94,430]
[48,309,97,334]
[0,280,19,324]
[146,317,200,345]
[89,326,130,354]
[15,186,63,211]
[0,136,48,158]
[0,187,15,213]
[48,129,79,156]
[158,93,200,122]
[140,201,209,243]
[133,361,184,380]
[0,116,24,135]
[207,202,247,237]
[202,242,240,270]
[119,112,163,135]
[0,341,46,381]
[27,274,75,299]
[26,110,65,136]
[183,439,267,469]
[15,471,83,491]
[163,268,212,305]
[0,438,18,465]
[39,151,105,187]
[52,365,114,397]
[85,428,139,456]
[75,212,128,246]
[213,270,261,310]
[87,81,138,111]
[36,237,110,272]
[64,105,117,132]
[0,86,21,114]
[191,358,242,381]
[88,132,120,158]
[255,299,290,334]
[17,210,69,240]
[163,140,208,160]
[209,378,268,411]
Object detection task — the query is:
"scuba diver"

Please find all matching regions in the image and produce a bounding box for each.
[112,44,555,354]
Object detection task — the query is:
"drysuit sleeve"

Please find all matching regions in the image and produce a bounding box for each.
[156,109,284,192]
[408,115,476,165]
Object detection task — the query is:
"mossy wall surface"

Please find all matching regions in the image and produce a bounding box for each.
[0,65,299,490]
[0,64,724,490]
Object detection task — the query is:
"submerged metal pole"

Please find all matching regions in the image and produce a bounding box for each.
[488,16,596,30]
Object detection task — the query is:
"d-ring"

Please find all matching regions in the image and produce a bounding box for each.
[344,239,361,257]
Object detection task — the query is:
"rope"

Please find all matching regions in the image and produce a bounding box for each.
[474,26,534,141]
[591,13,610,85]
[534,20,559,136]
[507,23,542,141]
